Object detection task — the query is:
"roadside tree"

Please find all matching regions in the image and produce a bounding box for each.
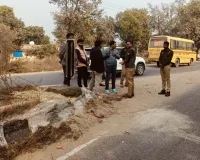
[49,0,115,45]
[117,9,151,51]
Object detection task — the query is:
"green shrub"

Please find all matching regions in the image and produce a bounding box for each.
[25,44,58,59]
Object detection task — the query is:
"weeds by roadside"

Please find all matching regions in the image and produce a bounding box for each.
[9,54,62,73]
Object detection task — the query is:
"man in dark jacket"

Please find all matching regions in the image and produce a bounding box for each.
[89,40,105,95]
[158,41,174,97]
[123,41,136,98]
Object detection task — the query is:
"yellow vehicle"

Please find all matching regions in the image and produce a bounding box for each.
[148,36,197,67]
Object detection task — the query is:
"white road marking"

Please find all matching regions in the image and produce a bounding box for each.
[57,131,108,160]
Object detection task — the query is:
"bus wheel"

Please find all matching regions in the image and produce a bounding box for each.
[188,59,192,66]
[175,58,180,67]
[157,61,160,67]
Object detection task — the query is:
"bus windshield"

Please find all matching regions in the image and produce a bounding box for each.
[149,37,167,48]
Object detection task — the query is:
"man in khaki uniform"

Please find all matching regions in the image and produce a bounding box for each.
[123,41,136,98]
[120,46,128,87]
[158,41,174,97]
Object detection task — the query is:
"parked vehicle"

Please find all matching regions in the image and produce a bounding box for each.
[148,35,197,67]
[197,49,200,60]
[115,47,146,76]
[75,47,146,77]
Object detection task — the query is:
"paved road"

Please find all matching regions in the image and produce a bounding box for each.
[57,64,200,160]
[12,62,200,86]
[64,88,200,160]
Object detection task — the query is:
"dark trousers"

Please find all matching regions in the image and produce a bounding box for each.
[62,66,68,85]
[77,67,88,87]
[105,66,116,90]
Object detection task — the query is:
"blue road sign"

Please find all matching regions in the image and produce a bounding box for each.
[13,51,23,58]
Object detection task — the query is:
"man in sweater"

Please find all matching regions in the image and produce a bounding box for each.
[158,41,174,97]
[89,40,105,95]
[123,41,136,98]
[75,39,88,88]
[103,41,120,95]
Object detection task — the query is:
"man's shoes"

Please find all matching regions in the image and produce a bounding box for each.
[123,94,133,98]
[158,90,166,95]
[165,92,170,97]
[112,89,117,94]
[105,90,110,95]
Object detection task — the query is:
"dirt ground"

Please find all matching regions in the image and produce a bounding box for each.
[14,68,200,160]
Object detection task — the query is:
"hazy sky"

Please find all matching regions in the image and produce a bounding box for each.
[0,0,174,40]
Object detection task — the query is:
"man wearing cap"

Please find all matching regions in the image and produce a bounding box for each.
[158,41,174,97]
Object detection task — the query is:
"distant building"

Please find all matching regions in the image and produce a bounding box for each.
[29,41,35,45]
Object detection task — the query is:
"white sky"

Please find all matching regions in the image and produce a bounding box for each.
[0,0,174,40]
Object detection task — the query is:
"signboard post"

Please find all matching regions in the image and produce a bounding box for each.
[65,39,75,86]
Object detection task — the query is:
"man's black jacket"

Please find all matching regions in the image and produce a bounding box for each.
[90,47,105,73]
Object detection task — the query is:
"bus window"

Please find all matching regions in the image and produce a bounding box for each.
[170,40,176,49]
[150,37,167,48]
[183,42,187,50]
[187,43,193,51]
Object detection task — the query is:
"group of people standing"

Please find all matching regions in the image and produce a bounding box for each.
[60,33,174,98]
[76,39,136,98]
[59,33,136,98]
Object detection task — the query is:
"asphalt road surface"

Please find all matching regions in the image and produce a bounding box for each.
[57,62,200,160]
[65,87,200,160]
[11,62,200,87]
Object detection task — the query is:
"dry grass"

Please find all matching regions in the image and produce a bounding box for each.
[0,100,40,122]
[9,55,62,73]
[0,85,37,105]
[0,85,40,121]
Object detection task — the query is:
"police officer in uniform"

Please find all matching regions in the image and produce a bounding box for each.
[158,41,174,97]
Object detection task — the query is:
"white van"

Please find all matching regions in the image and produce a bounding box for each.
[114,47,146,76]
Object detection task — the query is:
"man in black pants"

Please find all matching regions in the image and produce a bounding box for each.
[59,33,74,85]
[103,41,120,95]
[75,39,88,88]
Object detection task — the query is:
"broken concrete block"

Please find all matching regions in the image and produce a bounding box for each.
[74,100,83,106]
[74,99,85,116]
[28,99,74,133]
[85,93,93,100]
[0,125,7,147]
[74,105,84,116]
[3,120,31,145]
[46,85,82,97]
[81,87,92,95]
